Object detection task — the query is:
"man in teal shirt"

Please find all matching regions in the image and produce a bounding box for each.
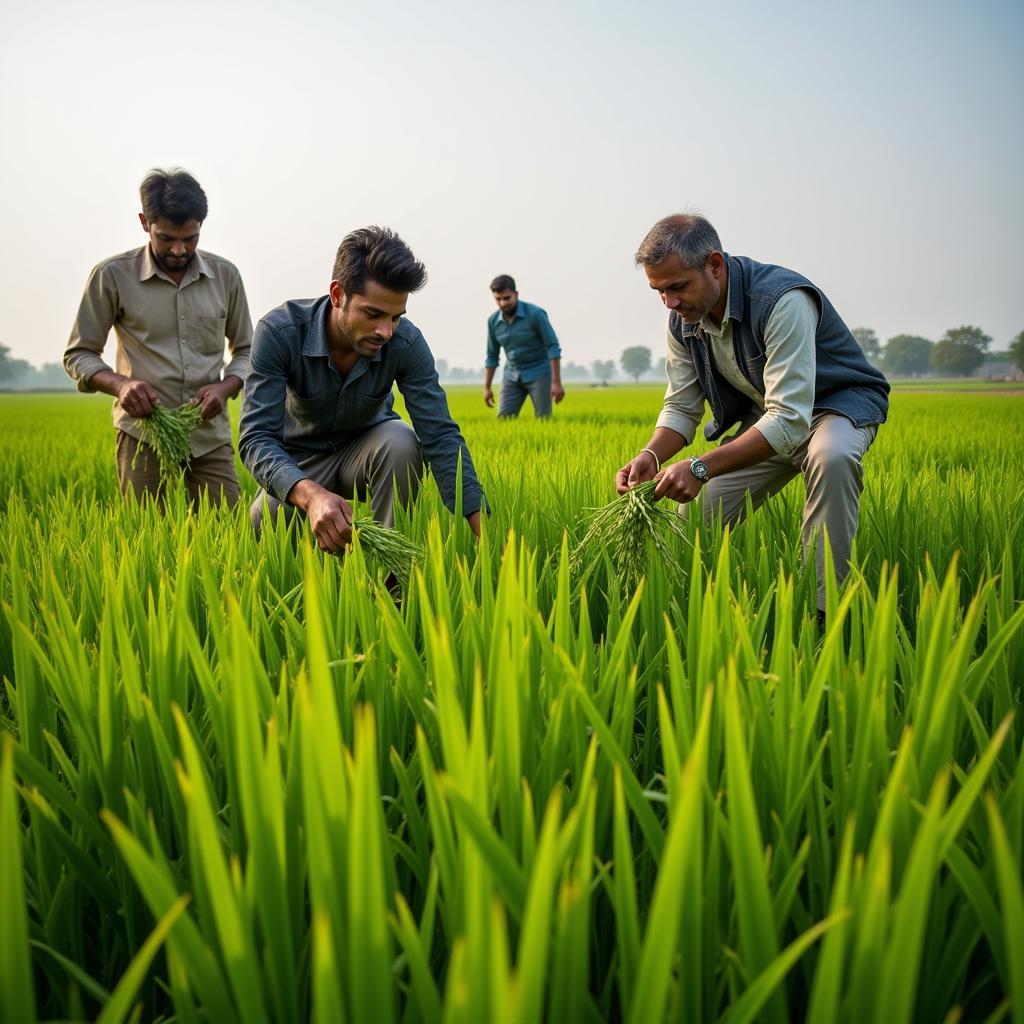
[483,274,564,417]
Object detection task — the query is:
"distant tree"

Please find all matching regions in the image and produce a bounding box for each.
[592,359,616,384]
[435,358,449,380]
[654,356,667,378]
[931,339,984,377]
[851,327,881,360]
[942,324,991,352]
[882,335,933,376]
[0,345,31,385]
[1011,330,1024,373]
[0,343,23,383]
[561,361,589,380]
[620,346,652,382]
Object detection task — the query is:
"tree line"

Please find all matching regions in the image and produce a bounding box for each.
[4,327,1022,391]
[852,326,1024,377]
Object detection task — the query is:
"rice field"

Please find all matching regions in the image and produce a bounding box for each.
[1,387,1022,1023]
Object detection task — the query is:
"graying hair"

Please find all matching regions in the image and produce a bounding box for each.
[634,214,723,269]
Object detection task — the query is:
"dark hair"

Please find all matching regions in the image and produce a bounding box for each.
[634,214,723,269]
[490,274,516,293]
[139,168,208,224]
[332,226,427,296]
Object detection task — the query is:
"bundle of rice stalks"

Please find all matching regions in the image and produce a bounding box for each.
[570,480,689,592]
[133,403,204,481]
[351,518,424,590]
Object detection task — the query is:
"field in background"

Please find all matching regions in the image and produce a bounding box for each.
[1,389,1022,1023]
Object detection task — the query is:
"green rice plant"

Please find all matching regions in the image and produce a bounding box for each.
[0,388,1022,1023]
[349,517,424,590]
[132,401,204,480]
[570,479,689,592]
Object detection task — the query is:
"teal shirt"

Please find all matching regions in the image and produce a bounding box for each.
[485,300,561,383]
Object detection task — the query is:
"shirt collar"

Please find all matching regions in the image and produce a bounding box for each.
[699,255,742,336]
[303,297,332,357]
[302,295,386,364]
[138,245,213,285]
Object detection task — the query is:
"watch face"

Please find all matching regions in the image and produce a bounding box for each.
[691,458,709,480]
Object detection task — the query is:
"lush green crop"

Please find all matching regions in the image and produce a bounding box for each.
[1,388,1022,1023]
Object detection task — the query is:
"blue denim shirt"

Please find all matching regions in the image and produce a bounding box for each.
[239,296,484,515]
[485,300,561,383]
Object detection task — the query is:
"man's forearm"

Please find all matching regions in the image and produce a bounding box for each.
[484,367,496,388]
[85,369,131,399]
[699,426,775,479]
[550,358,561,384]
[641,426,687,466]
[287,477,326,511]
[219,374,243,398]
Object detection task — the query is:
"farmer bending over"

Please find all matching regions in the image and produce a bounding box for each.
[240,226,484,550]
[616,214,889,613]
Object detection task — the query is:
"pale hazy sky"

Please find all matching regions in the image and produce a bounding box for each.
[1,0,1021,372]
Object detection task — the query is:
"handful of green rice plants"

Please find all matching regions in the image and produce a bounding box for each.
[133,402,204,481]
[350,518,424,590]
[570,480,689,593]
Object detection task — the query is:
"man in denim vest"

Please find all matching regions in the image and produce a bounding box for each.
[616,214,889,613]
[483,275,564,417]
[240,227,484,551]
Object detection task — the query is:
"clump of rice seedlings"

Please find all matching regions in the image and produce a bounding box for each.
[570,480,688,592]
[351,518,424,590]
[132,402,204,481]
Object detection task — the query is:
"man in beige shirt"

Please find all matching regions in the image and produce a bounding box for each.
[64,168,252,505]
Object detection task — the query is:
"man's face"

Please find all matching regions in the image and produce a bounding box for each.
[644,252,724,322]
[140,215,201,275]
[493,289,518,317]
[330,278,408,357]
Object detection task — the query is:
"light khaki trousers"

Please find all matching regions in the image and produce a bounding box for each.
[696,413,878,609]
[250,419,424,535]
[116,431,241,507]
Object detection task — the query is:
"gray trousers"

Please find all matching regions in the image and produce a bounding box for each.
[696,413,878,609]
[498,375,552,418]
[250,419,424,535]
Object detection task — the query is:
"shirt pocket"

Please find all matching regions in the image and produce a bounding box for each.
[286,388,328,428]
[192,315,228,356]
[353,385,394,421]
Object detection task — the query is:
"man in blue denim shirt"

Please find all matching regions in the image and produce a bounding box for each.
[239,227,483,550]
[483,275,564,418]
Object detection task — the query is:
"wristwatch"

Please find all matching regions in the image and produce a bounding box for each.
[689,456,710,482]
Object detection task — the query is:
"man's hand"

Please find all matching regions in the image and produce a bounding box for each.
[551,381,565,404]
[466,510,482,539]
[116,378,160,418]
[483,385,495,408]
[654,460,704,504]
[289,480,354,553]
[192,380,236,421]
[615,450,659,495]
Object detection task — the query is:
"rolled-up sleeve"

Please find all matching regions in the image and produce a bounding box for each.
[399,328,485,515]
[485,318,501,369]
[222,271,253,383]
[654,326,704,444]
[752,289,817,456]
[64,263,118,391]
[533,308,561,360]
[238,321,307,501]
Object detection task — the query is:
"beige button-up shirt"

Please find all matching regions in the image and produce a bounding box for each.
[64,245,252,457]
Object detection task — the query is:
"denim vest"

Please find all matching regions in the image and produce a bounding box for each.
[670,255,890,442]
